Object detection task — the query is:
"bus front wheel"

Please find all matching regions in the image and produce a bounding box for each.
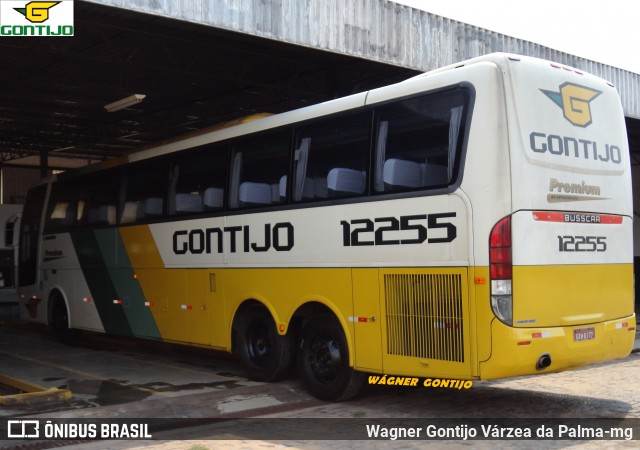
[235,304,293,382]
[299,314,364,401]
[50,294,73,342]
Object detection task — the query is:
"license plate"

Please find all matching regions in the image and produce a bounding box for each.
[574,327,595,342]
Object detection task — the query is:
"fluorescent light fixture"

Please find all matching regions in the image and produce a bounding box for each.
[104,94,146,112]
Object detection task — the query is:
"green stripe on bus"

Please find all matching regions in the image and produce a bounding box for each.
[94,228,161,339]
[70,229,161,339]
[70,229,133,336]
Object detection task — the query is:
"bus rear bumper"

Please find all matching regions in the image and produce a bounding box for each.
[479,314,636,380]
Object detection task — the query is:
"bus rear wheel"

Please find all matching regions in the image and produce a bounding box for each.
[299,314,364,401]
[235,304,293,382]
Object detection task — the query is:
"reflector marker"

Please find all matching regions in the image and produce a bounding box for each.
[145,301,155,307]
[532,331,552,339]
[113,299,122,305]
[82,297,92,303]
[615,322,629,329]
[181,305,192,310]
[348,316,372,323]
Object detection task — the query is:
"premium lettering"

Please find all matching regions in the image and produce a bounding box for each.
[549,178,601,196]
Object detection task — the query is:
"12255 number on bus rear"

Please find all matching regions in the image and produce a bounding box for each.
[557,235,607,252]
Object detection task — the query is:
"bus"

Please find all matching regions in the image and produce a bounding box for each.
[0,204,21,316]
[0,204,21,289]
[17,53,635,401]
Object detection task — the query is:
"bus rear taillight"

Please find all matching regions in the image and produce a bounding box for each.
[490,216,512,325]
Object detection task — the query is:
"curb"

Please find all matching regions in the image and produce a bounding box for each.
[0,373,71,406]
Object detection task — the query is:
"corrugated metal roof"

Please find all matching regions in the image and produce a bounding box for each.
[87,0,640,119]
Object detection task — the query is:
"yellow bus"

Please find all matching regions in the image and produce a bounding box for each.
[17,53,635,400]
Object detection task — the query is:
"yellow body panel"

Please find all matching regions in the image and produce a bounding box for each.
[117,225,634,381]
[117,227,359,358]
[119,226,165,268]
[512,264,634,327]
[119,226,227,347]
[352,269,383,371]
[479,314,635,379]
[478,263,635,379]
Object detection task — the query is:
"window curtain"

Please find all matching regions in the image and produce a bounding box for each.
[293,138,311,201]
[374,120,389,192]
[229,151,242,208]
[448,106,463,181]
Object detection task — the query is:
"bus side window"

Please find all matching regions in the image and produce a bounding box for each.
[169,143,228,216]
[44,179,80,232]
[229,131,291,209]
[83,170,120,226]
[293,111,370,202]
[121,159,169,223]
[374,88,468,193]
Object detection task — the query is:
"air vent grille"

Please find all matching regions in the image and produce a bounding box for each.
[384,273,464,362]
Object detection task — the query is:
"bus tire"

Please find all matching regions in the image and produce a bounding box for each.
[235,304,293,382]
[299,314,364,401]
[50,294,74,342]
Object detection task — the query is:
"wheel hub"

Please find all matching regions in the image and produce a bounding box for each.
[309,335,341,381]
[248,324,271,364]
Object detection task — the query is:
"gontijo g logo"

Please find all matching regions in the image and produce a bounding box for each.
[541,83,601,127]
[15,1,60,23]
[0,1,73,36]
